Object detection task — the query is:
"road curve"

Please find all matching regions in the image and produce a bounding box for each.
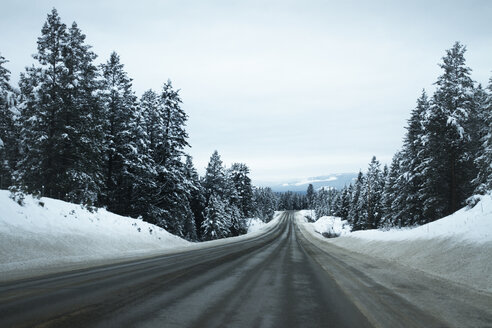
[0,211,460,327]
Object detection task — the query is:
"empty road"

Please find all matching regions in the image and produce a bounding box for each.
[1,211,490,327]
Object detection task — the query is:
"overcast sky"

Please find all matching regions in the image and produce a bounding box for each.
[1,0,491,183]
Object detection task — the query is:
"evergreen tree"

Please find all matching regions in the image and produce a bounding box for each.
[182,155,204,240]
[99,51,139,213]
[147,81,190,236]
[61,22,103,204]
[361,156,384,229]
[399,90,430,225]
[203,150,227,201]
[422,42,476,220]
[253,187,277,222]
[348,171,365,230]
[0,53,17,189]
[201,193,230,240]
[381,152,405,227]
[201,151,231,238]
[17,9,102,203]
[338,185,351,221]
[228,163,254,218]
[472,79,492,196]
[306,184,315,209]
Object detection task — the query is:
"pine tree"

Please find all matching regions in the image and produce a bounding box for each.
[349,172,365,230]
[99,51,140,213]
[338,185,351,221]
[61,22,103,204]
[381,152,405,227]
[17,9,68,198]
[399,90,429,224]
[182,155,204,240]
[472,77,492,196]
[306,184,315,209]
[361,156,384,229]
[422,42,476,220]
[17,9,102,203]
[144,81,190,236]
[0,53,17,189]
[253,187,277,222]
[228,163,254,218]
[201,193,231,240]
[203,150,227,201]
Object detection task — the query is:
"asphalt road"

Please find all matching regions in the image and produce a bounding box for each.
[0,211,472,327]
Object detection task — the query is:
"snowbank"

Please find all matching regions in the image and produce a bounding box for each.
[0,191,282,282]
[0,190,190,280]
[297,209,315,222]
[348,194,492,243]
[245,212,284,234]
[299,194,492,293]
[246,218,267,233]
[312,216,351,237]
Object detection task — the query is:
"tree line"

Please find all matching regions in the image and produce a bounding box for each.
[312,42,492,230]
[0,8,277,241]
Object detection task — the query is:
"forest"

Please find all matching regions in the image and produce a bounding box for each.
[1,9,491,239]
[311,42,492,230]
[0,9,277,241]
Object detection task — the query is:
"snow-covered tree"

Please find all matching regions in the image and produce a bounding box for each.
[422,42,476,219]
[99,51,140,214]
[0,53,17,189]
[253,187,277,222]
[380,152,406,227]
[306,184,315,209]
[182,155,204,240]
[361,156,384,229]
[17,9,102,204]
[228,163,254,218]
[203,151,226,199]
[398,90,429,224]
[472,79,492,196]
[348,172,365,230]
[142,81,191,236]
[201,193,230,240]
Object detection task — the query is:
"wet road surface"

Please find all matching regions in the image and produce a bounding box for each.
[0,211,456,327]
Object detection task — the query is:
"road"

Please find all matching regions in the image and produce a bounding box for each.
[0,211,489,327]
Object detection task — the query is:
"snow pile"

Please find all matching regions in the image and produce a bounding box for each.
[0,190,189,280]
[297,209,315,222]
[246,218,267,233]
[312,216,351,238]
[246,211,284,234]
[299,194,492,292]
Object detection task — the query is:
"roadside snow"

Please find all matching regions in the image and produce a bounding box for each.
[312,216,351,237]
[246,218,267,233]
[348,194,492,244]
[297,209,315,222]
[298,194,492,293]
[0,190,189,280]
[0,191,281,282]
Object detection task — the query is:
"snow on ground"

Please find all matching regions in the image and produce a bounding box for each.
[312,216,351,237]
[246,218,267,233]
[245,212,283,234]
[0,190,190,280]
[0,191,281,282]
[297,209,315,222]
[349,194,492,243]
[299,194,492,293]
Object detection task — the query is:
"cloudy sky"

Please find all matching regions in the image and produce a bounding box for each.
[1,0,491,183]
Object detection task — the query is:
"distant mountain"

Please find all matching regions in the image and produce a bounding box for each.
[257,173,358,193]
